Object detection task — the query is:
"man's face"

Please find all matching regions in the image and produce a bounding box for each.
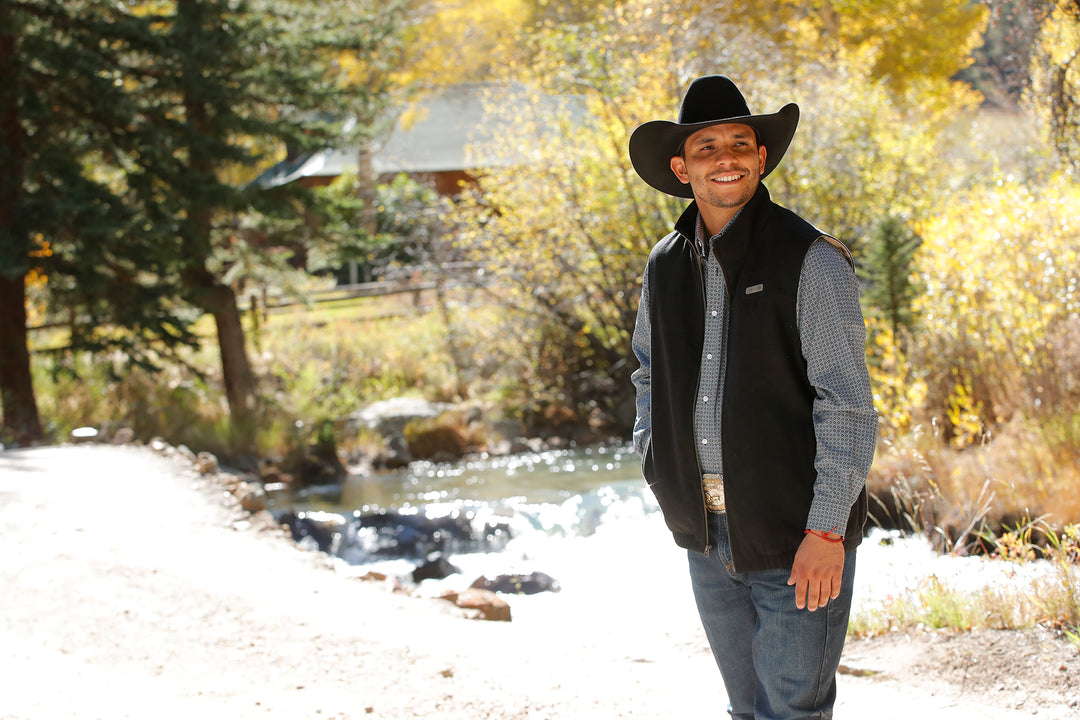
[669,123,767,213]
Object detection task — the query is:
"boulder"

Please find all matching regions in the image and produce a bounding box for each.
[470,571,561,595]
[403,421,468,462]
[341,510,476,560]
[195,451,220,475]
[258,464,294,491]
[278,510,347,554]
[508,437,545,455]
[372,435,411,470]
[358,571,388,582]
[412,552,461,583]
[451,588,511,622]
[282,453,346,486]
[351,397,451,438]
[112,427,135,445]
[70,426,99,443]
[247,510,279,533]
[216,472,243,490]
[175,445,197,463]
[234,482,268,513]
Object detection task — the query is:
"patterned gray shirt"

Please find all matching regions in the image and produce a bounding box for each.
[630,211,878,535]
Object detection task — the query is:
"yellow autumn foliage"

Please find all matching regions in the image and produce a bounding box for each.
[680,0,987,99]
[393,0,531,87]
[913,172,1080,432]
[24,234,53,328]
[768,43,983,248]
[444,0,691,414]
[866,319,927,441]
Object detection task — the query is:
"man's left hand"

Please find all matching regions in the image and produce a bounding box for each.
[787,532,845,611]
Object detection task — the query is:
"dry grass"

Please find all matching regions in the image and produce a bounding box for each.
[849,523,1080,642]
[868,415,1080,550]
[29,284,510,458]
[849,573,1080,639]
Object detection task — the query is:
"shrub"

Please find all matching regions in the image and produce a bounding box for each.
[913,173,1080,438]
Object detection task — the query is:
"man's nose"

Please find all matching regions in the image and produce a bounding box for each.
[714,146,737,164]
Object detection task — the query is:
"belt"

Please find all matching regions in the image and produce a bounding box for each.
[702,473,725,513]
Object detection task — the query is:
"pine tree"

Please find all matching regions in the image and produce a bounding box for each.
[860,215,923,339]
[121,0,405,452]
[0,0,405,448]
[0,0,197,444]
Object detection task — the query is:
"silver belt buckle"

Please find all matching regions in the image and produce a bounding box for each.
[702,473,725,512]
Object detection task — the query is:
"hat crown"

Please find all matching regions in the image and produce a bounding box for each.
[677,75,751,125]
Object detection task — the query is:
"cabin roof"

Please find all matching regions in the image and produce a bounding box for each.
[254,83,584,188]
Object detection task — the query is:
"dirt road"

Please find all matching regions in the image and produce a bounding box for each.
[1,444,1075,719]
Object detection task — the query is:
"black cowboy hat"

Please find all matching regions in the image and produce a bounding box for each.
[628,75,799,198]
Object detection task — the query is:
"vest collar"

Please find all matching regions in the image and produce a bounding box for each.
[672,183,772,243]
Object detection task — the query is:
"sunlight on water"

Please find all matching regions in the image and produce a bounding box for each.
[268,444,665,584]
[286,444,643,512]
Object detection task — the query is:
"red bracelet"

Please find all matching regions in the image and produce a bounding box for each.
[804,528,844,543]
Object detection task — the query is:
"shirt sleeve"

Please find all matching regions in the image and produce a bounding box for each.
[797,239,878,536]
[630,267,652,457]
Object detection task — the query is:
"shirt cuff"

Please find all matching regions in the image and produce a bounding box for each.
[806,496,852,538]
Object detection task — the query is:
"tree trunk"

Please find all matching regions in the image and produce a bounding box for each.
[433,276,468,400]
[176,0,258,454]
[0,273,43,444]
[356,148,377,236]
[1049,52,1079,171]
[211,288,257,454]
[185,269,258,453]
[0,13,43,444]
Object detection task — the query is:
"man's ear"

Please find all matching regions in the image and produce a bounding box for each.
[670,155,689,184]
[758,144,767,173]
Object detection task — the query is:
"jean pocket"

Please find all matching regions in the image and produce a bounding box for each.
[710,513,736,573]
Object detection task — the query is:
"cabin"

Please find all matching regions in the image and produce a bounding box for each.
[254,83,578,197]
[252,83,584,287]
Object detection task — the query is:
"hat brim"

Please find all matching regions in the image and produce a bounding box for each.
[628,103,799,198]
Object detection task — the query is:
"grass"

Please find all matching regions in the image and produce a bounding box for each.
[30,345,237,457]
[849,574,1076,639]
[849,522,1080,645]
[861,418,1080,642]
[867,415,1080,551]
[27,284,509,459]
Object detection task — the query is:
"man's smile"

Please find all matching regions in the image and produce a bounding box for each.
[710,171,747,184]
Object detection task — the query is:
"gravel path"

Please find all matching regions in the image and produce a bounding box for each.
[1,444,1076,719]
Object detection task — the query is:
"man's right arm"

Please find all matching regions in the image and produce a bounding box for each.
[630,268,652,457]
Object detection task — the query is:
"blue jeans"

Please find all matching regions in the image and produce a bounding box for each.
[687,512,856,720]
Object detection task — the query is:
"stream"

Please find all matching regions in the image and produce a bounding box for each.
[264,444,672,596]
[262,442,1066,627]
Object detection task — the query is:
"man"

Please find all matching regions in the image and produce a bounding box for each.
[628,75,877,719]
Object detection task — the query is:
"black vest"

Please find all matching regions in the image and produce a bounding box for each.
[642,185,866,571]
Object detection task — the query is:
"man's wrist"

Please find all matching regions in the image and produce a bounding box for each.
[804,528,844,543]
